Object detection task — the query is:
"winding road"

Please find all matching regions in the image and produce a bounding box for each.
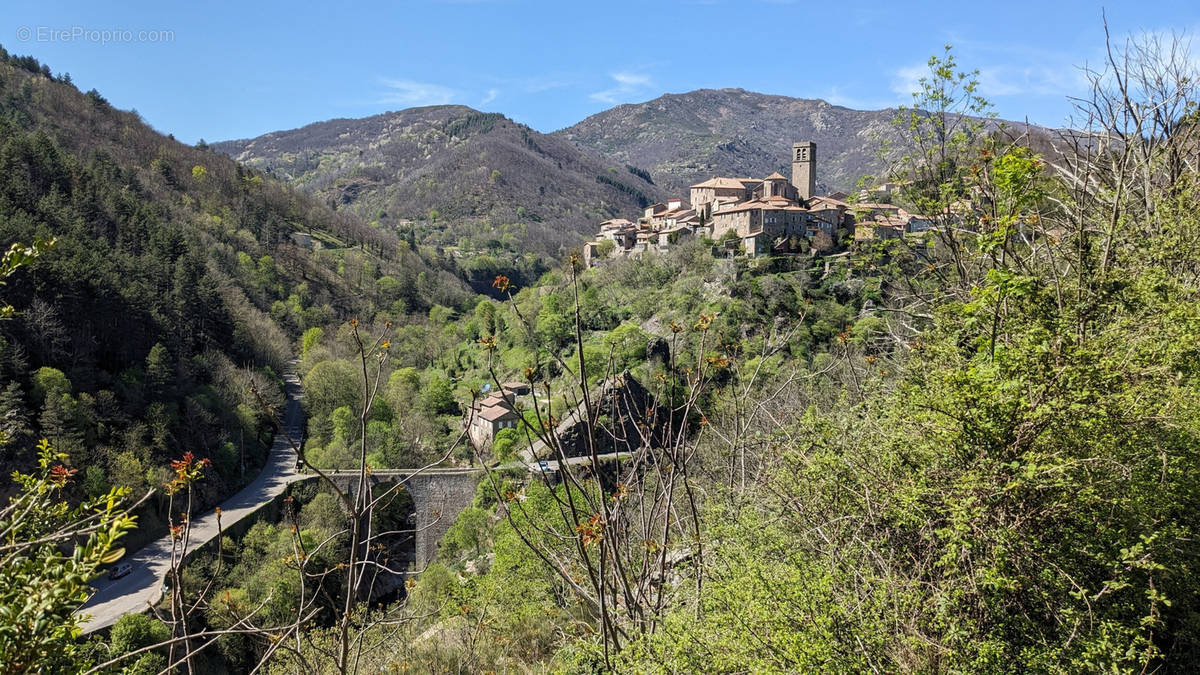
[74,366,626,634]
[76,367,307,634]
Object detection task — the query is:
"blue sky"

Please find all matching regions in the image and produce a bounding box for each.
[3,1,1198,144]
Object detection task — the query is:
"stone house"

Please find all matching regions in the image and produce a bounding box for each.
[689,177,760,220]
[710,195,816,255]
[586,140,935,262]
[852,209,935,245]
[467,391,520,449]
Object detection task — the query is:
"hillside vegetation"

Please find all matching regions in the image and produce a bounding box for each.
[0,45,468,514]
[320,43,1200,672]
[3,33,1200,675]
[555,87,1045,197]
[214,106,665,281]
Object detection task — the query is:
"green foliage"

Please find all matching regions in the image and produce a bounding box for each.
[535,298,571,348]
[0,237,53,319]
[625,164,654,185]
[636,257,1200,670]
[444,112,504,138]
[30,366,70,404]
[595,173,649,208]
[302,359,359,430]
[421,376,457,415]
[0,57,467,503]
[491,427,520,462]
[603,322,649,368]
[0,440,136,673]
[410,480,583,667]
[109,613,170,658]
[440,506,489,559]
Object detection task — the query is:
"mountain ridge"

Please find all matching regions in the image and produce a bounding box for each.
[552,88,905,196]
[0,47,467,517]
[213,88,1052,266]
[212,106,665,264]
[553,88,1054,199]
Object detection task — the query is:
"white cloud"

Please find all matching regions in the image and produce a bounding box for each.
[481,88,499,106]
[890,64,926,101]
[890,59,1089,103]
[378,79,457,107]
[590,71,654,103]
[613,72,652,87]
[977,64,1089,97]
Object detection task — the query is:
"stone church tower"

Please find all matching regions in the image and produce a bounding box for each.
[792,141,816,201]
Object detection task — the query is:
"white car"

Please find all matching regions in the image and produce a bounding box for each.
[108,563,133,580]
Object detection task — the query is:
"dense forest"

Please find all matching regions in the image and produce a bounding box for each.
[0,44,470,547]
[4,29,1200,675]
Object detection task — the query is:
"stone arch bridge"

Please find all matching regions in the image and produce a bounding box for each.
[315,467,484,567]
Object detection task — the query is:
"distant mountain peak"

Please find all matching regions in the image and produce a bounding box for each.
[554,89,1034,197]
[213,105,665,259]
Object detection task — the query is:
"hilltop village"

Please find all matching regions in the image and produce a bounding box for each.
[583,142,934,264]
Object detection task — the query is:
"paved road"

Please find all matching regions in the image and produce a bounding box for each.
[76,366,306,634]
[521,394,588,463]
[74,365,617,634]
[528,451,631,474]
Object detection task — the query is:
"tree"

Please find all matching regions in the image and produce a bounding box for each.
[0,237,53,319]
[474,299,497,336]
[31,366,70,404]
[421,376,457,415]
[108,614,170,675]
[535,300,571,348]
[144,342,172,399]
[442,506,489,558]
[491,427,520,462]
[300,326,324,359]
[303,359,359,423]
[891,45,994,296]
[0,440,137,673]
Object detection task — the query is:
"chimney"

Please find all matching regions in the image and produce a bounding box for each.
[791,142,816,201]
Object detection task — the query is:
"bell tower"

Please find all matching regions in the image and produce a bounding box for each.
[791,141,816,201]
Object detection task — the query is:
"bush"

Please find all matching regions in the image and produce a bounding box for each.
[491,427,520,462]
[110,613,170,657]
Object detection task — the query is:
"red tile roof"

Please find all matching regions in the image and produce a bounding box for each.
[479,405,517,422]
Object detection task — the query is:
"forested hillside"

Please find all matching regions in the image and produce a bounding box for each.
[0,45,468,514]
[274,43,1200,673]
[3,29,1200,675]
[214,106,665,284]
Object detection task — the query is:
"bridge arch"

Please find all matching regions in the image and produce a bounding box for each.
[316,468,483,569]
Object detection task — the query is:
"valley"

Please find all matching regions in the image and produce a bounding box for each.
[0,8,1198,673]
